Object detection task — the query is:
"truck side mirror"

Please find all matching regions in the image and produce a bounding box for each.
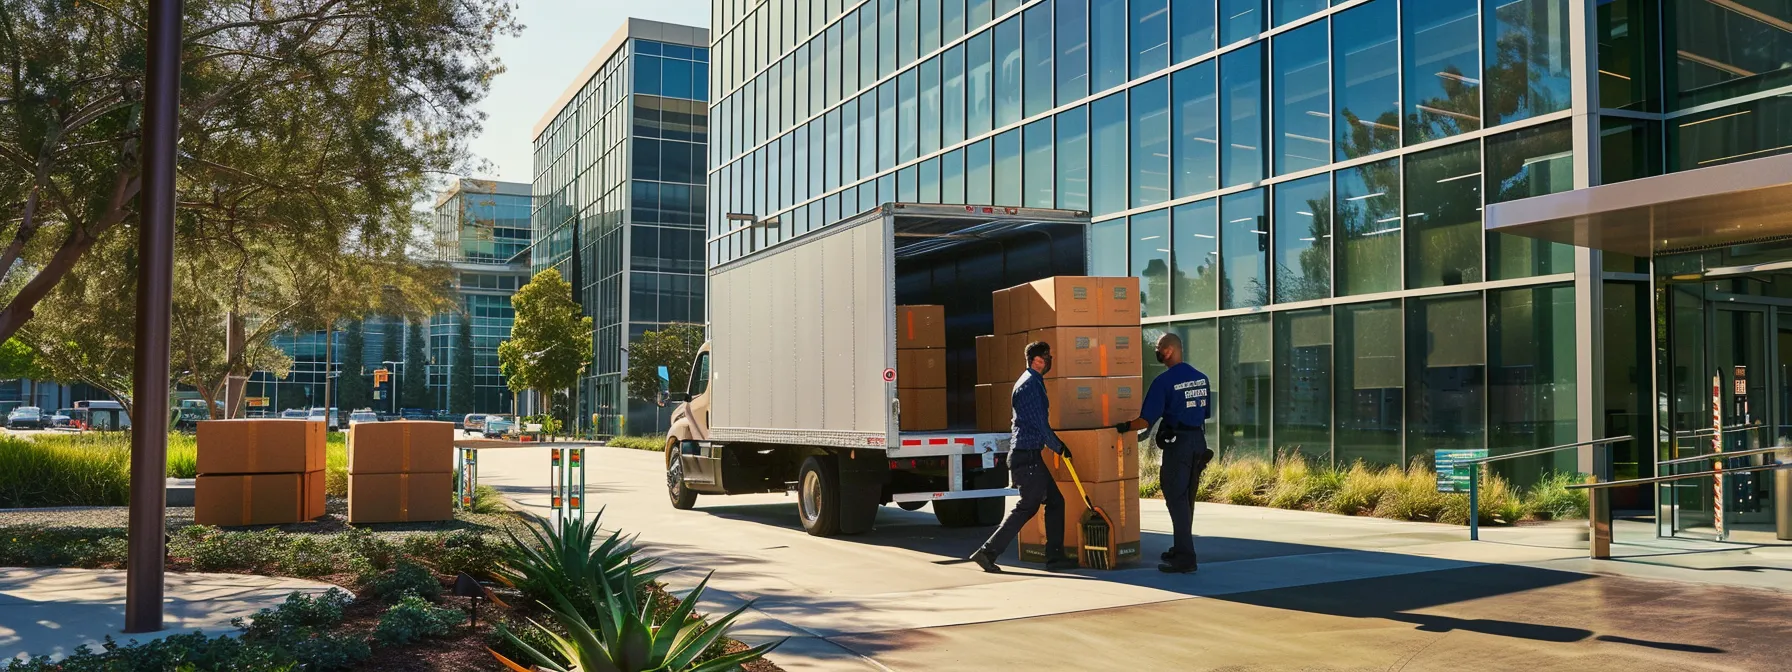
[667,392,692,403]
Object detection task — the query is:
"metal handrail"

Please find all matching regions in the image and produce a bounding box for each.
[1466,436,1635,541]
[1657,445,1785,468]
[1673,423,1763,439]
[1568,459,1791,490]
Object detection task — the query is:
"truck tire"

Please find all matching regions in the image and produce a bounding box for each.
[797,455,842,536]
[665,439,697,510]
[933,497,1004,527]
[896,501,927,511]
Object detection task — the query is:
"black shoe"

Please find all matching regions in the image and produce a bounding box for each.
[1160,548,1177,562]
[1045,555,1080,571]
[1158,560,1197,574]
[969,549,1003,573]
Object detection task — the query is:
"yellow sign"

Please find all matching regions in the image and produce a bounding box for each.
[373,369,390,385]
[246,397,269,407]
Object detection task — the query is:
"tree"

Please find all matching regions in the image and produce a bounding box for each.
[449,315,475,415]
[379,316,403,408]
[337,320,371,413]
[402,319,431,409]
[498,269,591,433]
[0,1,517,349]
[625,323,705,405]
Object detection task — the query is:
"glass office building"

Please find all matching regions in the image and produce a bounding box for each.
[707,0,1792,499]
[429,179,533,413]
[533,19,710,436]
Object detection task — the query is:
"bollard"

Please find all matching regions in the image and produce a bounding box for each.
[1469,465,1479,541]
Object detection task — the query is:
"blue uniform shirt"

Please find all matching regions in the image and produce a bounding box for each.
[1140,362,1211,430]
[1011,368,1065,452]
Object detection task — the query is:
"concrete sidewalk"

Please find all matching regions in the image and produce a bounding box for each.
[0,568,339,663]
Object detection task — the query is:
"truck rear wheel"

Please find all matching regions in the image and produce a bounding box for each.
[666,439,697,510]
[933,497,1004,527]
[797,455,842,536]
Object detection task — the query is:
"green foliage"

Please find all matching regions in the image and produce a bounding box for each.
[1372,460,1454,522]
[498,512,669,622]
[324,433,349,498]
[0,527,129,568]
[469,485,510,515]
[0,339,48,380]
[450,316,476,415]
[336,321,372,414]
[373,593,465,646]
[493,569,776,672]
[234,590,352,643]
[182,528,286,573]
[499,269,594,406]
[368,561,442,603]
[398,529,504,578]
[278,535,335,578]
[607,435,665,451]
[0,433,198,507]
[624,323,706,404]
[1525,472,1591,520]
[489,616,573,670]
[403,320,432,409]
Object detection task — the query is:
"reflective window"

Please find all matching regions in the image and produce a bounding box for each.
[1600,117,1660,184]
[1404,141,1481,288]
[846,8,863,94]
[1220,43,1264,187]
[1220,0,1262,45]
[1486,120,1573,279]
[1172,61,1218,198]
[969,0,992,30]
[968,31,994,137]
[942,147,967,203]
[1406,292,1484,462]
[842,98,860,184]
[860,91,878,177]
[794,126,810,204]
[1024,118,1055,208]
[1403,0,1481,144]
[861,7,879,86]
[922,0,941,53]
[900,0,919,67]
[1221,187,1268,309]
[921,57,942,154]
[1272,21,1330,175]
[1273,173,1330,303]
[995,128,1022,206]
[1132,209,1173,317]
[1133,0,1171,77]
[898,164,919,201]
[943,44,967,145]
[1335,300,1402,467]
[1172,0,1216,63]
[1596,0,1654,112]
[1024,1,1056,117]
[1221,313,1271,459]
[1488,284,1576,485]
[943,0,966,41]
[1333,0,1399,160]
[879,80,897,170]
[795,45,811,120]
[1056,106,1091,210]
[1091,0,1129,93]
[880,0,898,76]
[1131,77,1172,208]
[1091,218,1129,276]
[996,16,1024,127]
[898,70,919,163]
[1274,307,1331,463]
[827,23,844,105]
[921,157,942,203]
[1484,0,1571,125]
[1091,91,1129,216]
[966,137,994,203]
[1671,0,1792,109]
[1334,158,1401,296]
[825,109,842,191]
[1058,0,1090,104]
[1671,96,1792,171]
[1274,0,1326,27]
[1172,199,1219,314]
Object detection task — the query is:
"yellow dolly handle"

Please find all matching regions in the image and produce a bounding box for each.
[1060,455,1097,509]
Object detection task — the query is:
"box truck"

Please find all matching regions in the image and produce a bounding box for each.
[661,203,1093,536]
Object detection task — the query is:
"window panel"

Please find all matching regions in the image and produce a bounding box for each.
[1220,42,1264,187]
[1220,0,1262,45]
[879,80,897,170]
[922,0,941,53]
[1091,91,1129,216]
[1272,21,1330,175]
[899,69,919,163]
[1221,187,1267,309]
[860,91,879,176]
[1171,0,1216,64]
[1133,0,1171,77]
[1669,0,1792,109]
[1056,106,1090,210]
[1130,76,1171,208]
[900,0,919,67]
[1091,218,1129,276]
[1484,0,1570,125]
[942,147,967,203]
[1404,140,1482,288]
[1403,0,1481,144]
[1334,158,1402,296]
[846,8,863,93]
[1488,284,1576,487]
[1058,0,1091,104]
[969,0,993,29]
[826,109,842,192]
[1272,173,1331,303]
[944,0,967,42]
[1024,117,1055,208]
[1670,96,1792,171]
[921,57,942,154]
[1221,313,1271,459]
[899,164,920,201]
[921,156,942,202]
[861,7,879,86]
[1486,120,1573,279]
[843,98,861,183]
[1273,0,1325,27]
[968,31,994,137]
[1406,292,1485,463]
[1335,300,1403,467]
[1091,0,1128,93]
[1273,307,1331,464]
[1172,199,1219,314]
[1131,209,1172,317]
[881,0,898,76]
[966,137,994,203]
[944,44,967,145]
[1024,1,1055,117]
[995,16,1024,127]
[1334,0,1400,160]
[1172,61,1218,198]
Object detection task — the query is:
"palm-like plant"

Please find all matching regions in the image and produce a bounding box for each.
[497,511,669,619]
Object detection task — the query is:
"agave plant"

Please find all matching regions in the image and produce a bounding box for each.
[498,510,670,619]
[490,567,778,672]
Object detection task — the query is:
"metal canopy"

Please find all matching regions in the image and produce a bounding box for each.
[1484,153,1792,258]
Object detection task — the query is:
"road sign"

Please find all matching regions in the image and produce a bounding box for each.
[246,397,269,407]
[1434,449,1487,493]
[373,368,389,385]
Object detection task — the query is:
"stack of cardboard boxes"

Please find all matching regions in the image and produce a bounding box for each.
[896,305,948,431]
[976,276,1145,568]
[346,421,455,523]
[195,419,327,526]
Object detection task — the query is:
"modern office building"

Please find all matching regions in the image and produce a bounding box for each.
[533,18,710,435]
[708,0,1792,540]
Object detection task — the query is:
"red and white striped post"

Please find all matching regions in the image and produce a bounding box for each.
[1712,373,1725,540]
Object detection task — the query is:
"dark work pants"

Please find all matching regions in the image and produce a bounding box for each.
[980,448,1064,559]
[1159,430,1212,558]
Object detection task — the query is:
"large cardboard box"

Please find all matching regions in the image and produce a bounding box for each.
[992,288,1014,336]
[1105,377,1144,428]
[898,387,947,431]
[896,305,946,349]
[196,419,325,475]
[897,348,948,389]
[974,335,998,384]
[1043,428,1140,484]
[996,332,1026,382]
[1104,326,1145,376]
[1026,327,1102,379]
[1018,478,1142,567]
[1042,378,1103,430]
[1099,277,1142,325]
[194,470,326,526]
[1013,277,1101,331]
[347,472,454,523]
[347,421,455,475]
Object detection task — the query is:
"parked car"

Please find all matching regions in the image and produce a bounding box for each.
[481,415,515,438]
[307,407,340,430]
[49,409,74,428]
[7,406,43,429]
[348,409,380,426]
[398,407,430,421]
[245,410,271,418]
[279,408,309,419]
[462,414,486,432]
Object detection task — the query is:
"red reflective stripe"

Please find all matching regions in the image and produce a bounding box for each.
[902,439,921,446]
[954,437,973,445]
[929,438,948,445]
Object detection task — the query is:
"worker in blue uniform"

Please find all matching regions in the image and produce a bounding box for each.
[1113,332,1212,573]
[970,341,1078,573]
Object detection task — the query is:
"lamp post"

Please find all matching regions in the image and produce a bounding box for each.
[382,360,402,415]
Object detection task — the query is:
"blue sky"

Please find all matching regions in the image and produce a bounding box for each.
[466,1,710,185]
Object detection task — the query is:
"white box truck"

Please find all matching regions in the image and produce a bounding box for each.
[660,203,1093,536]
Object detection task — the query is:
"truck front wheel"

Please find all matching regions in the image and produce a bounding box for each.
[665,439,697,510]
[797,455,842,536]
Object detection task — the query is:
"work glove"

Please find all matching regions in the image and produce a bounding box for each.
[1054,444,1072,459]
[1113,421,1134,433]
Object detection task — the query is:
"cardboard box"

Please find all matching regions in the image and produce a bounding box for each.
[1043,428,1140,484]
[993,382,1013,431]
[1104,377,1144,428]
[896,305,946,349]
[1043,378,1104,430]
[975,383,994,432]
[1017,479,1142,567]
[898,387,947,431]
[1100,277,1142,325]
[897,348,948,389]
[975,335,998,384]
[194,470,326,526]
[347,472,454,523]
[1104,327,1144,376]
[992,288,1013,336]
[997,332,1026,382]
[196,419,325,475]
[1013,277,1102,331]
[347,421,455,475]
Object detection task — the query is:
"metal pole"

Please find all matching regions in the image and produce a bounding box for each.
[1469,465,1479,541]
[126,0,182,634]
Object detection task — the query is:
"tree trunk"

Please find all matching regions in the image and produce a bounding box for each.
[222,311,246,418]
[322,325,333,425]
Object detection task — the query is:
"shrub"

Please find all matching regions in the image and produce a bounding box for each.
[414,530,505,578]
[488,616,572,670]
[235,589,352,643]
[491,571,775,672]
[286,631,372,671]
[183,528,285,573]
[1373,462,1452,522]
[499,512,668,621]
[325,434,348,498]
[1265,455,1323,510]
[607,434,664,451]
[1525,472,1590,520]
[367,560,441,603]
[373,593,465,645]
[279,535,335,578]
[0,433,199,507]
[469,484,509,514]
[1212,459,1275,506]
[1324,462,1401,516]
